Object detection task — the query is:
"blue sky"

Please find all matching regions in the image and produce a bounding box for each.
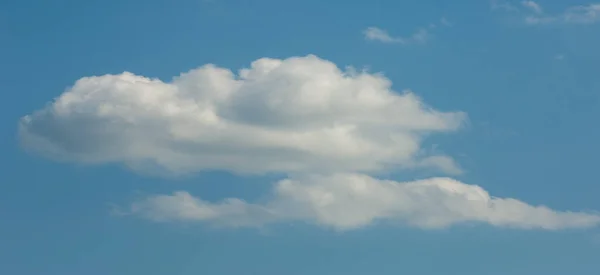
[2,0,600,274]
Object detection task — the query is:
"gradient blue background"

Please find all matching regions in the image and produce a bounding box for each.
[1,0,600,274]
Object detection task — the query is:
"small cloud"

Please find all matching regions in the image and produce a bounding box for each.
[554,54,565,60]
[363,27,431,45]
[363,17,452,45]
[521,1,543,14]
[363,27,405,43]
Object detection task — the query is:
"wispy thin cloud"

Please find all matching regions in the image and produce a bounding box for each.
[563,4,600,24]
[364,27,405,43]
[527,3,600,25]
[364,18,451,45]
[493,1,600,25]
[521,1,543,14]
[364,27,431,44]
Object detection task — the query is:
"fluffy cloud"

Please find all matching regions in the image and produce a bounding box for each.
[130,173,600,231]
[19,55,465,175]
[22,54,599,232]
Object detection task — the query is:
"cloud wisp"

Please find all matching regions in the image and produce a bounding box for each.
[363,27,430,44]
[521,1,543,14]
[492,1,600,25]
[130,173,600,231]
[363,18,451,45]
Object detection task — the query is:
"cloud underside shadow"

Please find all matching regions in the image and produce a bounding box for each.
[130,173,600,231]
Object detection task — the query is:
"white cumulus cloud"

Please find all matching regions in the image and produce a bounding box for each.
[129,173,600,231]
[21,54,600,232]
[19,55,465,176]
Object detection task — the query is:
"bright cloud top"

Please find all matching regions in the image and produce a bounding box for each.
[130,173,600,231]
[19,55,465,175]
